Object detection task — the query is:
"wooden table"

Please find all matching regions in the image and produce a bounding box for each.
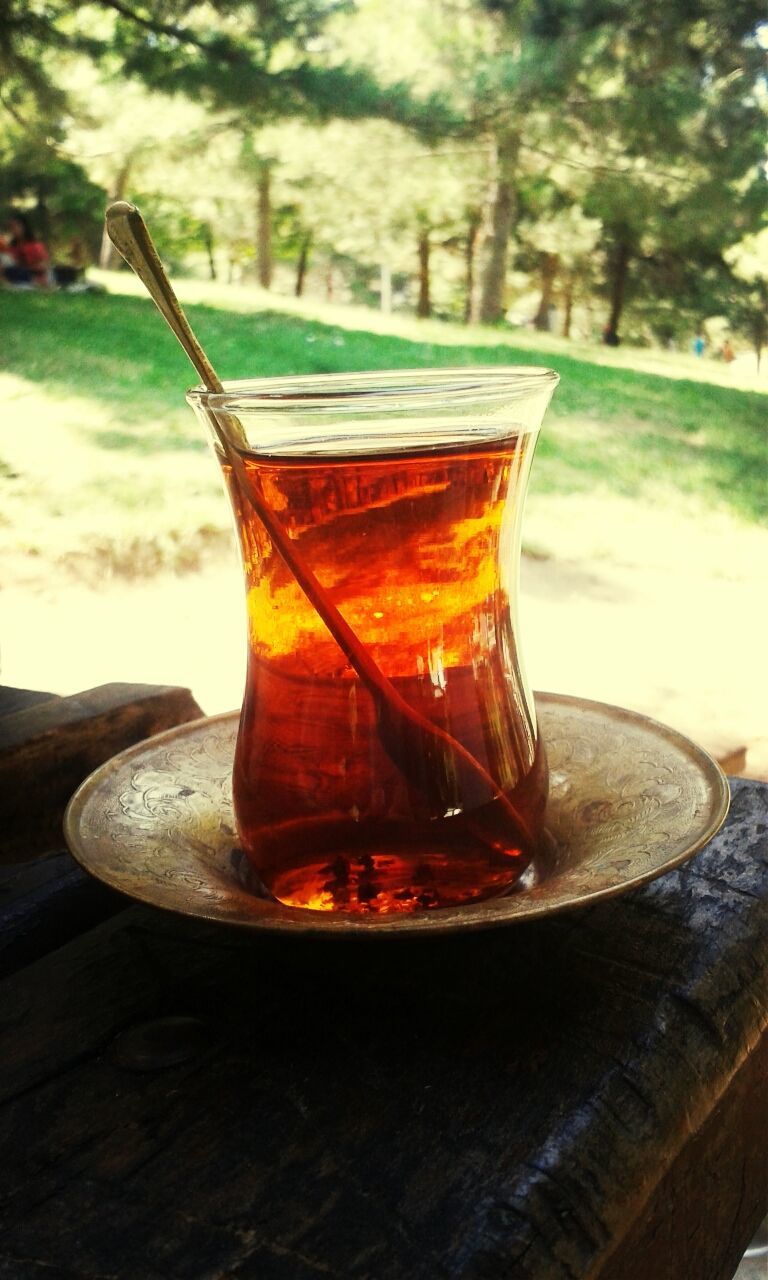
[1,683,766,1280]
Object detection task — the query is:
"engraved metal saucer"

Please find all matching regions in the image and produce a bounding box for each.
[64,693,729,937]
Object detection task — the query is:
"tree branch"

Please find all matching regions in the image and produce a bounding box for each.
[519,141,699,187]
[95,0,239,63]
[0,90,30,130]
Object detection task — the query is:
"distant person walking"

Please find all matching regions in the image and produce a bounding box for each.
[692,334,706,357]
[721,338,735,365]
[0,212,52,287]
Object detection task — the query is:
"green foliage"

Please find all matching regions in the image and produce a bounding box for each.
[724,229,768,366]
[472,0,768,332]
[0,122,107,252]
[728,280,768,368]
[1,0,450,133]
[1,0,766,340]
[0,1,70,121]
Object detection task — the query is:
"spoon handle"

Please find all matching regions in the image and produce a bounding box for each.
[106,202,223,394]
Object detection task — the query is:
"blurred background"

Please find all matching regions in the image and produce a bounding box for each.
[0,0,766,783]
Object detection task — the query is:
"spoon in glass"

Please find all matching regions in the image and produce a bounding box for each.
[104,201,534,845]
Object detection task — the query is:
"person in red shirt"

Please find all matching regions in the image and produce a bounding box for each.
[1,212,52,287]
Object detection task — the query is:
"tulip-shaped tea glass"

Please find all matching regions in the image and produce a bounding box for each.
[187,367,558,914]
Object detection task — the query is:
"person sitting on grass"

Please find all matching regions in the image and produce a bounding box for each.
[0,212,52,288]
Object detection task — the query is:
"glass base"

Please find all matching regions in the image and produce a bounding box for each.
[246,815,533,914]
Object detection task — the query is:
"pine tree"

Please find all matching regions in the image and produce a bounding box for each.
[463,0,768,328]
[0,0,452,134]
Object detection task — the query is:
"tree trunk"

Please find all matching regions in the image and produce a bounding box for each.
[380,263,392,314]
[603,239,631,345]
[34,189,51,244]
[99,159,132,269]
[562,274,574,338]
[295,233,312,297]
[257,164,272,289]
[473,136,518,325]
[533,253,559,331]
[202,225,216,281]
[464,212,481,324]
[751,306,767,373]
[417,232,431,319]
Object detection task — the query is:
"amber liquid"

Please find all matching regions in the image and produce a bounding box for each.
[226,429,547,914]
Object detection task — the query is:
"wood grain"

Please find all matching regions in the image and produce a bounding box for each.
[0,849,122,980]
[0,685,58,717]
[0,778,764,1278]
[598,1032,768,1280]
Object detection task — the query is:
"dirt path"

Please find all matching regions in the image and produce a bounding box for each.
[3,530,765,780]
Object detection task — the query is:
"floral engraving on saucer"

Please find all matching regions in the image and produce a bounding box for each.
[64,695,729,936]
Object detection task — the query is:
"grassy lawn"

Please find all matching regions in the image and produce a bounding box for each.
[1,283,766,584]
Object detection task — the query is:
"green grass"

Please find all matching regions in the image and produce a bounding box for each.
[2,289,767,526]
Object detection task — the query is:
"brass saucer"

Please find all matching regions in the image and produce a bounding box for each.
[64,693,729,937]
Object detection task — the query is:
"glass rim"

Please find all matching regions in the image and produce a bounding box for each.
[186,365,559,413]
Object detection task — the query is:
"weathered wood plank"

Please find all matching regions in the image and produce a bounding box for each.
[0,685,58,718]
[0,849,123,979]
[0,778,764,1279]
[716,742,748,775]
[598,1033,768,1280]
[0,682,204,861]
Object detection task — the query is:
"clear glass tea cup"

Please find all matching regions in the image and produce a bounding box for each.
[187,366,558,914]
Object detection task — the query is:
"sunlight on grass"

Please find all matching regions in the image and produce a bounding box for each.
[89,268,768,393]
[2,285,766,566]
[0,371,228,584]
